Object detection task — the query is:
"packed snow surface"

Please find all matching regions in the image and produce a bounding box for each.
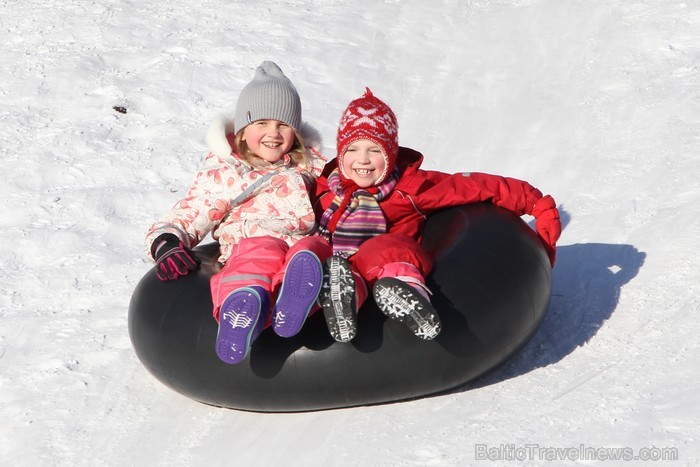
[1,0,698,465]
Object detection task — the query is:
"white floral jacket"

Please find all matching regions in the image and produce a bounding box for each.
[145,117,326,263]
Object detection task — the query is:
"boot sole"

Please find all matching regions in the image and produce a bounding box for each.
[320,256,358,342]
[373,278,441,340]
[215,287,261,364]
[273,251,323,337]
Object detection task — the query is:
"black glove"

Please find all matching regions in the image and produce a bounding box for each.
[151,234,200,281]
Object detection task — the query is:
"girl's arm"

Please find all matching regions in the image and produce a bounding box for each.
[144,152,230,260]
[417,171,542,215]
[417,171,561,264]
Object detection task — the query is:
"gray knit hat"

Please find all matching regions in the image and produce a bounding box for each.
[234,61,302,134]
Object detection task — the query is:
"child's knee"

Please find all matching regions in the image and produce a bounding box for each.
[287,236,332,261]
[353,234,432,275]
[233,236,289,257]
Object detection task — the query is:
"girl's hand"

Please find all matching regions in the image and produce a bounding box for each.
[531,195,561,266]
[151,234,200,281]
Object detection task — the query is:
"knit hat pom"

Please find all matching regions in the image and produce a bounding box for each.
[234,61,302,134]
[336,88,398,184]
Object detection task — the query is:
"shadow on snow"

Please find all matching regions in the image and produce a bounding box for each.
[458,207,647,391]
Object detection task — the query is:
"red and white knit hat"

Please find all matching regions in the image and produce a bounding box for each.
[336,88,398,185]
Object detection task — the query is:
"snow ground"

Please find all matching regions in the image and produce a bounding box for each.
[1,0,698,465]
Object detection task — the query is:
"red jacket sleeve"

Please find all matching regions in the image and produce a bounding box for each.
[415,171,544,216]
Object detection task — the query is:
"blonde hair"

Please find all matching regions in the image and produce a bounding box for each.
[233,129,309,168]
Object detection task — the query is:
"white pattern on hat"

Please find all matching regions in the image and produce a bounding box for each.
[336,88,399,184]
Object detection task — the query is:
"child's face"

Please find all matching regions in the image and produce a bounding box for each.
[242,120,296,163]
[341,139,386,188]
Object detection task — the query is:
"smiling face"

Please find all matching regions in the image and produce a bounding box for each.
[242,119,296,163]
[340,139,387,188]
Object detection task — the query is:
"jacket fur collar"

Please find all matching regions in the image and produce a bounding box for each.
[206,114,323,159]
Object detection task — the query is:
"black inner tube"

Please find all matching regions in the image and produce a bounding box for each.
[128,203,552,412]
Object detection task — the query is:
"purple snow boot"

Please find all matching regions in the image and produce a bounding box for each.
[215,286,270,364]
[273,250,323,338]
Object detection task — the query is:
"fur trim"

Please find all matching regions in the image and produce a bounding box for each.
[206,114,322,158]
[298,121,322,150]
[206,114,237,158]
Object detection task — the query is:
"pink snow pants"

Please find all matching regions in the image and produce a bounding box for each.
[210,236,332,322]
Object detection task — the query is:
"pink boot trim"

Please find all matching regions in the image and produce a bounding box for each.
[377,262,432,301]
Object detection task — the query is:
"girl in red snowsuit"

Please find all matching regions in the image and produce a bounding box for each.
[311,88,561,342]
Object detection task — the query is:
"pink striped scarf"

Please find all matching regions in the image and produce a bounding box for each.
[318,169,400,257]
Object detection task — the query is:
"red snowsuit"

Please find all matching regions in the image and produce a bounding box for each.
[314,146,556,288]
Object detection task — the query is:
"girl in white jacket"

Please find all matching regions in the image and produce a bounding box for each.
[145,62,332,364]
